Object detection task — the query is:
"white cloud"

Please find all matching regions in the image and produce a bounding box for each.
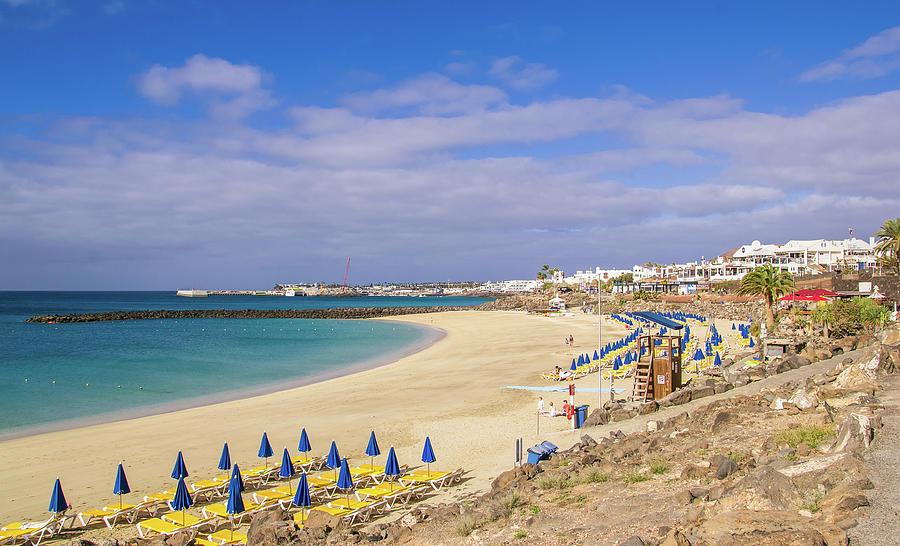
[4,63,900,287]
[800,26,900,82]
[489,56,558,89]
[339,73,507,115]
[444,61,475,76]
[136,54,274,118]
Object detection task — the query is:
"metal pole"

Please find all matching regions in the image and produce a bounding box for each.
[598,287,602,410]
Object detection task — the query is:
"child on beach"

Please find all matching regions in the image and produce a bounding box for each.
[542,401,558,417]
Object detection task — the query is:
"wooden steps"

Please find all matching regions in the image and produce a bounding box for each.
[631,360,652,402]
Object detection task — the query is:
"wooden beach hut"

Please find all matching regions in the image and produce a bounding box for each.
[630,312,683,402]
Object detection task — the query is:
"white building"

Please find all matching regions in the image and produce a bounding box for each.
[479,279,541,292]
[675,237,878,283]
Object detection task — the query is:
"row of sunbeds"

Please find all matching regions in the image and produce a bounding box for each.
[131,466,464,543]
[0,459,464,545]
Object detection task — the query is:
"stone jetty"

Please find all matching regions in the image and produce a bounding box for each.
[26,306,463,323]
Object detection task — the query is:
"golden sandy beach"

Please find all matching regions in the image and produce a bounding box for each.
[0,310,630,538]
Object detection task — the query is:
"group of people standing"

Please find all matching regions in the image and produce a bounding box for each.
[537,396,574,419]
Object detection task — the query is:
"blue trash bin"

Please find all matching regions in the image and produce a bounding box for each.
[575,405,589,428]
[526,444,549,464]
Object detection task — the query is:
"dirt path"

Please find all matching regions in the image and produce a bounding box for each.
[848,372,900,545]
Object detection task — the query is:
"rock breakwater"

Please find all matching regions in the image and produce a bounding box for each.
[26,306,463,323]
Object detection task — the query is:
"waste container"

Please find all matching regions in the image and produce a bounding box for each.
[526,445,549,464]
[574,405,589,428]
[526,441,559,464]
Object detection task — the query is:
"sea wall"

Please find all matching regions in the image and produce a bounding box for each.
[25,306,464,323]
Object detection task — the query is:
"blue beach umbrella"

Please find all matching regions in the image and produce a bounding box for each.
[279,447,295,493]
[365,431,381,468]
[113,462,130,510]
[326,441,341,480]
[613,358,620,371]
[218,442,232,471]
[292,473,312,524]
[422,437,436,475]
[570,359,577,371]
[732,323,736,330]
[224,473,245,542]
[593,350,599,361]
[297,428,312,463]
[749,337,755,347]
[171,451,188,480]
[384,446,400,492]
[693,349,705,361]
[230,463,244,492]
[258,431,274,467]
[48,478,68,514]
[714,352,722,367]
[171,477,193,526]
[336,458,354,505]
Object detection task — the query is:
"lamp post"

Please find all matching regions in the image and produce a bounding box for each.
[597,285,603,409]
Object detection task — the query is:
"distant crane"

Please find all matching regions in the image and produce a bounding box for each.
[341,257,351,291]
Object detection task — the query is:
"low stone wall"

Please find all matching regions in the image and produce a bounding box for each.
[25,306,464,323]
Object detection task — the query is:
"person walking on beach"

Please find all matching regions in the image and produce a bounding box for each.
[537,396,544,414]
[569,334,575,346]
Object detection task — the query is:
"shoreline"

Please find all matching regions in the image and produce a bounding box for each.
[0,310,624,526]
[0,319,446,442]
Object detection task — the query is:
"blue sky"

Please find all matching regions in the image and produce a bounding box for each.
[2,1,900,289]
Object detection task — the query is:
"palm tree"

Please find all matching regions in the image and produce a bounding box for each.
[738,265,794,331]
[874,218,900,276]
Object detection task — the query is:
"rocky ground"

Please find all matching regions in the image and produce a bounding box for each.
[277,325,896,545]
[59,325,900,545]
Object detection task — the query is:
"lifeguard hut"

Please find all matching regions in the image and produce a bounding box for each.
[548,295,566,311]
[630,312,683,402]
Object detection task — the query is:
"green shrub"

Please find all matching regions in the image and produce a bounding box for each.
[455,518,480,537]
[582,468,610,483]
[513,530,528,539]
[649,459,669,475]
[776,425,834,449]
[538,476,574,489]
[623,471,648,484]
[503,491,523,509]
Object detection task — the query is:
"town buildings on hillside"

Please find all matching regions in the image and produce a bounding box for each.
[477,236,883,294]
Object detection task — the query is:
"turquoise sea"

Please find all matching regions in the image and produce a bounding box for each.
[0,292,490,438]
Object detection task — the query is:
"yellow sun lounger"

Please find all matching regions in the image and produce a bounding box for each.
[399,468,463,491]
[0,514,75,544]
[202,501,274,526]
[252,485,293,504]
[196,529,249,545]
[78,504,134,527]
[290,454,326,472]
[135,518,191,539]
[355,484,424,508]
[324,498,385,525]
[144,489,176,503]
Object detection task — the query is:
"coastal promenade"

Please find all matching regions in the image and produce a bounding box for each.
[0,310,622,534]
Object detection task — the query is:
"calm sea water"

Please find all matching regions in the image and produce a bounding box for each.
[0,292,490,437]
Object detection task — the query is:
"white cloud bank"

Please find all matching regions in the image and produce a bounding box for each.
[2,54,898,288]
[801,26,900,82]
